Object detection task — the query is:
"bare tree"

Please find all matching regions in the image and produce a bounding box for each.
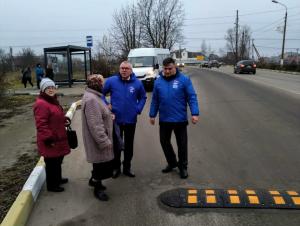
[138,0,184,49]
[109,3,142,57]
[93,35,121,76]
[17,48,36,68]
[0,49,11,94]
[98,35,119,60]
[225,25,251,62]
[201,40,207,56]
[239,26,251,60]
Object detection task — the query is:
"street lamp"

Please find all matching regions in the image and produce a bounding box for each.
[272,0,287,67]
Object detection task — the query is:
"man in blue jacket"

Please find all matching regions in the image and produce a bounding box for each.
[103,61,147,178]
[149,57,199,179]
[35,63,44,89]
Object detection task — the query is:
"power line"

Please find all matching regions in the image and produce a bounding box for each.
[183,21,233,26]
[1,28,107,33]
[185,7,300,21]
[252,17,284,33]
[255,45,298,50]
[0,39,100,48]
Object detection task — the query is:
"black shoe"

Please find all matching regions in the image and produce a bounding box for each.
[123,170,135,177]
[112,168,121,179]
[162,165,177,173]
[88,178,106,190]
[47,186,65,192]
[179,169,188,179]
[94,189,109,201]
[60,178,69,184]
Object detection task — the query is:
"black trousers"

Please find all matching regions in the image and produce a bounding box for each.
[23,78,33,88]
[159,122,188,169]
[44,156,64,189]
[114,123,136,170]
[37,78,41,89]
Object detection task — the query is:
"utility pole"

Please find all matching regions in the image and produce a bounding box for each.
[252,39,254,60]
[179,45,182,62]
[281,10,287,67]
[296,48,299,65]
[235,10,239,63]
[272,0,288,67]
[9,46,15,71]
[248,38,251,60]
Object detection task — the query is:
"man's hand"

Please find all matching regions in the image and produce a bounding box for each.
[191,116,199,124]
[150,118,155,125]
[108,104,112,111]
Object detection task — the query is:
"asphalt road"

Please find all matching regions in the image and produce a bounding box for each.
[27,67,300,226]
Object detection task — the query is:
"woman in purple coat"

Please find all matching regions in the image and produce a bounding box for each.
[81,74,114,201]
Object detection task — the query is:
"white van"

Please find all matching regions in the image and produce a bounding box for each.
[128,48,170,90]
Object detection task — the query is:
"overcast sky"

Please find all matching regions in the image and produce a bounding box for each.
[0,0,299,57]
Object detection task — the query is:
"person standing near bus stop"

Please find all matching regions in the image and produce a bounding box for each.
[35,63,44,89]
[103,61,147,178]
[149,57,200,179]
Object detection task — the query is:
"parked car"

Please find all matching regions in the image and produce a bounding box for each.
[176,62,185,67]
[200,61,209,68]
[208,60,220,68]
[234,60,256,74]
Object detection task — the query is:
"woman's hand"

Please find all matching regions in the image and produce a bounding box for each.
[111,114,115,121]
[65,117,71,126]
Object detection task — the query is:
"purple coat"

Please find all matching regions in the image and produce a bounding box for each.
[81,88,114,163]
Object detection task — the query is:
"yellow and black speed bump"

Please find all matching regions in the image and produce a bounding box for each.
[159,188,300,209]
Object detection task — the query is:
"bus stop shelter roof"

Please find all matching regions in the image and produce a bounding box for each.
[44,45,90,53]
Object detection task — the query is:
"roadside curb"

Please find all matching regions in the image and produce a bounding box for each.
[257,68,300,75]
[0,100,82,226]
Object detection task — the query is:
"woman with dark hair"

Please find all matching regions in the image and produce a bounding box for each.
[81,74,114,201]
[45,64,54,80]
[21,67,34,88]
[33,78,71,192]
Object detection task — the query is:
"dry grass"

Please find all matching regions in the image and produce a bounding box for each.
[0,152,39,222]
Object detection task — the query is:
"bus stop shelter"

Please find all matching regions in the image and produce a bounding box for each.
[44,45,92,87]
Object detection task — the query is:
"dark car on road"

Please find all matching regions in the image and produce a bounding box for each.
[234,60,256,74]
[200,61,209,68]
[208,60,220,68]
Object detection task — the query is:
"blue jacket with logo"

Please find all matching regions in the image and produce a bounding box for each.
[149,69,200,122]
[103,73,147,124]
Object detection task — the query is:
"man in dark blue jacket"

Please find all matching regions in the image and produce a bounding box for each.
[149,57,199,179]
[103,61,147,178]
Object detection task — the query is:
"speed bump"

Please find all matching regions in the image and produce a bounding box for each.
[160,188,300,209]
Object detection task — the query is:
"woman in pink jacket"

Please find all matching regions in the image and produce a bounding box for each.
[33,78,70,192]
[81,74,114,201]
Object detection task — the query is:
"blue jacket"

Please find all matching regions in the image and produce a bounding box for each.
[35,67,44,80]
[103,73,147,124]
[149,69,200,122]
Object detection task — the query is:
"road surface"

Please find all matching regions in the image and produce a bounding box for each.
[27,67,300,226]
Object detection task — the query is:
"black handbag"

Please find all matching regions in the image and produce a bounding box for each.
[66,125,78,149]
